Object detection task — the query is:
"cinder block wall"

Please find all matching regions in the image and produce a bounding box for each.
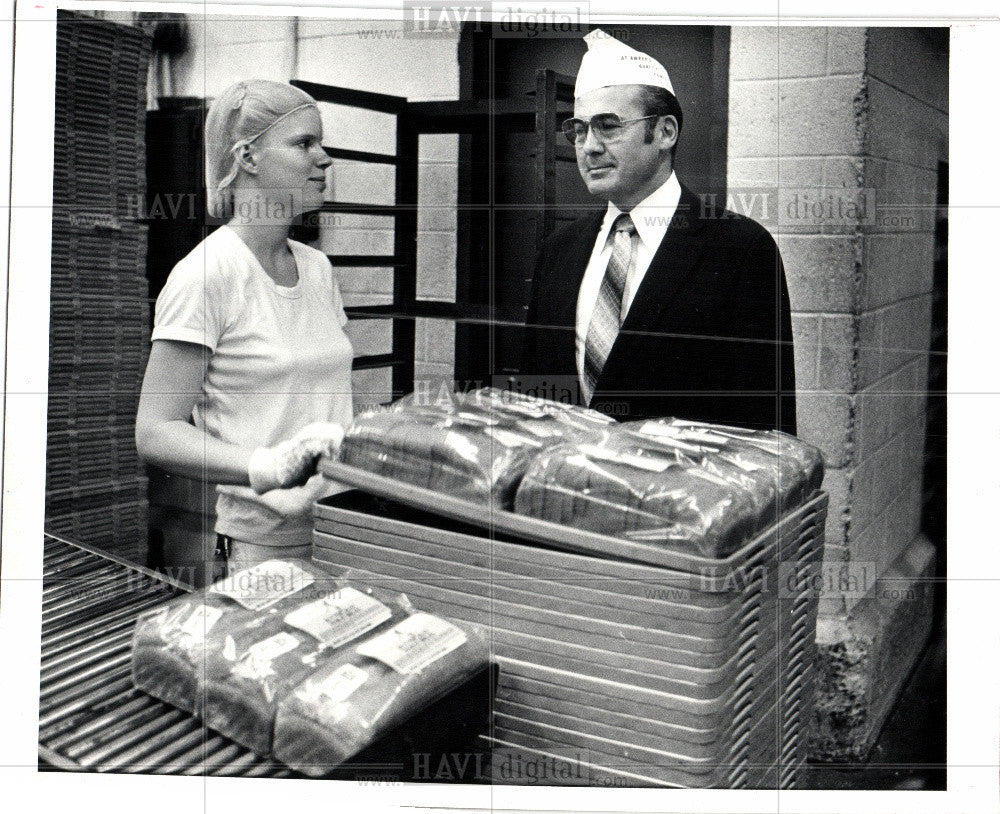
[848,28,944,603]
[728,26,945,760]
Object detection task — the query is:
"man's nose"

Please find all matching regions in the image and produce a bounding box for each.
[580,125,604,153]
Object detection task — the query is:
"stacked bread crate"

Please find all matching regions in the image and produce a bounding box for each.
[313,486,826,788]
[46,11,152,563]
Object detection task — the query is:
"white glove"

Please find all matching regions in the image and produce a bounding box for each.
[248,423,345,494]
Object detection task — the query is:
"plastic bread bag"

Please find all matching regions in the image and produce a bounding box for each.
[338,390,609,508]
[131,559,330,715]
[611,422,781,531]
[653,418,825,508]
[199,579,407,756]
[390,386,614,439]
[514,438,759,558]
[338,406,543,507]
[273,597,490,777]
[463,386,615,434]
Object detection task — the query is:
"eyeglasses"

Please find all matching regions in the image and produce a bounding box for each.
[561,113,659,145]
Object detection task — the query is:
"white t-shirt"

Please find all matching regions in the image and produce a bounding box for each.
[152,225,354,546]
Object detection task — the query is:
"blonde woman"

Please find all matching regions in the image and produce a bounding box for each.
[136,80,352,572]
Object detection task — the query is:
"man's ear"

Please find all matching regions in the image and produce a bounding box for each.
[657,115,679,152]
[234,143,259,176]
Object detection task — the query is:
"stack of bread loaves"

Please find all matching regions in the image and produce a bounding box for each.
[131,560,489,773]
[338,388,613,508]
[337,390,823,558]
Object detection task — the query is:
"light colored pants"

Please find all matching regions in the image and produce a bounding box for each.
[225,537,313,574]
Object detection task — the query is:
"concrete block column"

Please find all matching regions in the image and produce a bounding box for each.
[728,26,945,760]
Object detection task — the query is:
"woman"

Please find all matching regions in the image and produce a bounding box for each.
[136,80,352,572]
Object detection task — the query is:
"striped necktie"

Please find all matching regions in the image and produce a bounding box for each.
[582,213,637,405]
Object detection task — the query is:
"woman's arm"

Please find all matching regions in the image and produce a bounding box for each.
[135,339,253,485]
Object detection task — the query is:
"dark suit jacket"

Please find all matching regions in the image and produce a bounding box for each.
[520,184,797,435]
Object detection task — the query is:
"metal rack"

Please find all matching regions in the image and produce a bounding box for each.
[291,70,577,399]
[38,535,294,776]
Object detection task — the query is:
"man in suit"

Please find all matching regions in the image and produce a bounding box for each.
[520,31,797,435]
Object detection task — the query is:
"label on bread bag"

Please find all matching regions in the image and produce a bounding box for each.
[231,631,300,681]
[357,613,467,675]
[313,663,369,706]
[284,587,392,648]
[211,560,315,611]
[179,605,225,639]
[152,604,187,632]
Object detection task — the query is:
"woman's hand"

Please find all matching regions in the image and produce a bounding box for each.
[248,423,345,493]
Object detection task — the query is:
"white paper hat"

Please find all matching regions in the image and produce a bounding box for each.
[574,29,674,98]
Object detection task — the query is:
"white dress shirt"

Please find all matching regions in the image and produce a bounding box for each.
[575,171,683,388]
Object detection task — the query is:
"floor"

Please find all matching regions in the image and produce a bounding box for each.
[800,622,947,790]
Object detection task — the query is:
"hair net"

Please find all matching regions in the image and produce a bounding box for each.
[205,80,319,220]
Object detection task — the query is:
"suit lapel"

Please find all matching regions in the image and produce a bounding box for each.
[550,210,604,327]
[528,210,603,383]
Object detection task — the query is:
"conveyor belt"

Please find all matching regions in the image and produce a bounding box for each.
[38,534,495,780]
[38,534,294,777]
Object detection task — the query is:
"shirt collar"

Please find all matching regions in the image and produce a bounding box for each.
[601,171,682,250]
